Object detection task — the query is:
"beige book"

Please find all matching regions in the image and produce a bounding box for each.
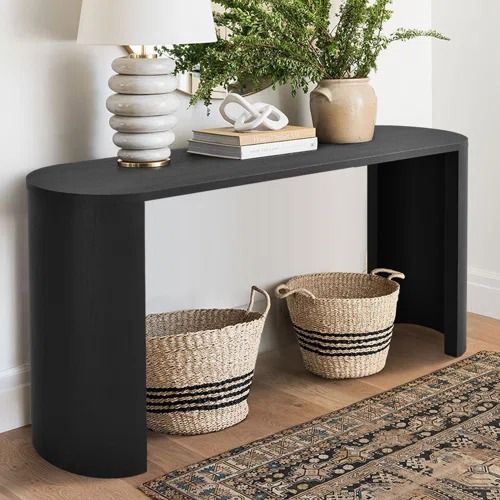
[192,125,316,146]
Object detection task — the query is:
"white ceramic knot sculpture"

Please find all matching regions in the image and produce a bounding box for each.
[220,93,289,132]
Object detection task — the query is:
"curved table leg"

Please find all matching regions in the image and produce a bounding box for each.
[368,149,468,357]
[28,188,146,478]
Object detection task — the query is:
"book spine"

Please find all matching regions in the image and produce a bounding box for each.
[239,130,315,146]
[241,138,318,159]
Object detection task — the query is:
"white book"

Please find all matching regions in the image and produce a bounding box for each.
[188,137,318,160]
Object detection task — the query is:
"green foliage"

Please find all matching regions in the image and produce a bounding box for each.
[157,0,448,108]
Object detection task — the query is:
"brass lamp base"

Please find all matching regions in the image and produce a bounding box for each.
[117,159,171,168]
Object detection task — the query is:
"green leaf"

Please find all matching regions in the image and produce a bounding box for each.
[161,0,448,106]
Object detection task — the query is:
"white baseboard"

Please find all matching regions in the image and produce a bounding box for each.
[0,363,31,434]
[468,267,500,320]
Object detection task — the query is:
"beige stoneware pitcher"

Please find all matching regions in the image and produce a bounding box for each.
[310,78,377,144]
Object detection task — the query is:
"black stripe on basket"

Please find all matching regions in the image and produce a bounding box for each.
[293,323,394,340]
[298,337,392,357]
[146,377,252,400]
[147,389,251,412]
[297,333,392,353]
[147,370,254,395]
[147,386,250,411]
[147,393,249,414]
[147,373,254,399]
[295,326,393,346]
[147,379,253,405]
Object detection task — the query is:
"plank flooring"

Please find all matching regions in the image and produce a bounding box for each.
[0,313,498,499]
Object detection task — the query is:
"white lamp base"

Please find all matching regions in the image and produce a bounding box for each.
[107,56,179,168]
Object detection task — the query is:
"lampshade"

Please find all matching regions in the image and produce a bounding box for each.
[77,0,217,46]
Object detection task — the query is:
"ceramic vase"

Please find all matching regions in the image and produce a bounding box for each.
[310,79,377,144]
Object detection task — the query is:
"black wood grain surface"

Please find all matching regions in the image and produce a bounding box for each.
[27,126,467,200]
[26,125,468,478]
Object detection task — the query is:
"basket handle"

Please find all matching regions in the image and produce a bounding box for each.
[370,268,405,281]
[247,286,271,317]
[274,284,316,300]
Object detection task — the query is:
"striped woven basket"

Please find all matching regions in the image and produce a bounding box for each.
[146,286,270,435]
[275,269,404,379]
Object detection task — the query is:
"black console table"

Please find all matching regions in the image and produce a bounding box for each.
[26,126,467,478]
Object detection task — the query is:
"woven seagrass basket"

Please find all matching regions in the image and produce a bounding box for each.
[275,269,404,379]
[146,286,270,435]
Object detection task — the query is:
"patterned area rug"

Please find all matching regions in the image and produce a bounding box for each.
[141,351,500,499]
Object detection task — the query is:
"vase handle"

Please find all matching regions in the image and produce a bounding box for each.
[313,87,332,103]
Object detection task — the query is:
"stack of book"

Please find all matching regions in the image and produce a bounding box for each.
[188,125,317,160]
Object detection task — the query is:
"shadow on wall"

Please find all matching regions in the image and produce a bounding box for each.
[246,84,314,129]
[47,52,100,161]
[12,0,82,40]
[11,0,104,159]
[1,0,109,394]
[0,177,30,375]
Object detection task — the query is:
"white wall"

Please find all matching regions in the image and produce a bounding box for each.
[146,0,434,348]
[0,0,432,432]
[432,0,500,319]
[0,0,119,432]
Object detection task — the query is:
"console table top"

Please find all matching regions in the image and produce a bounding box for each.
[27,126,467,202]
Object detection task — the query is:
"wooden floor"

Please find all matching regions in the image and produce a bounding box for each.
[0,313,498,499]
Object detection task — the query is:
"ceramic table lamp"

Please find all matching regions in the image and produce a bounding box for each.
[78,0,216,168]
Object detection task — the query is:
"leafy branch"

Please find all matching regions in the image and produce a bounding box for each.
[157,0,448,108]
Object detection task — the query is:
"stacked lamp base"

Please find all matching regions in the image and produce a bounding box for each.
[107,56,179,168]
